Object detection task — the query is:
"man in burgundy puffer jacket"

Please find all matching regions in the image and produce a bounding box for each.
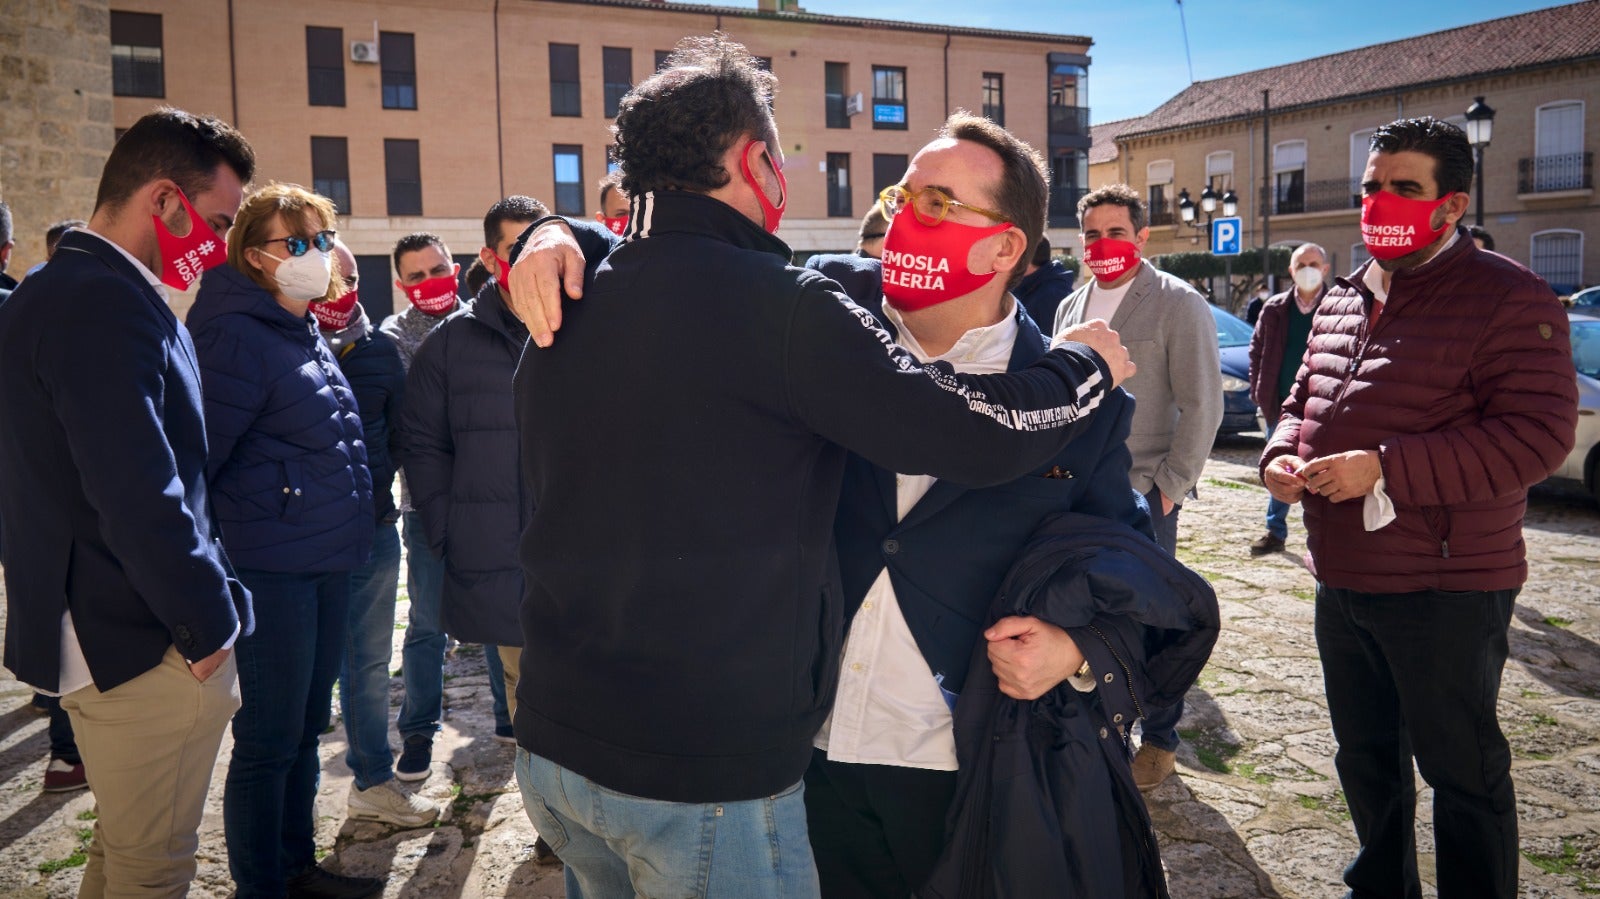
[1261,117,1577,899]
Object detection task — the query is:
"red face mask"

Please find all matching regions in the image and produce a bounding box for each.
[738,142,787,233]
[405,271,460,316]
[153,188,228,292]
[310,289,359,331]
[881,212,1012,312]
[1084,238,1140,285]
[601,216,629,236]
[1360,190,1455,260]
[492,253,512,287]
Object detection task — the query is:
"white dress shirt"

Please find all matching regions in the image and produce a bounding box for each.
[42,230,238,696]
[813,298,1020,771]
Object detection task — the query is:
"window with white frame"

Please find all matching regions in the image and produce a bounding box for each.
[1206,151,1233,193]
[1273,140,1306,214]
[1534,101,1586,191]
[1350,128,1376,208]
[1147,159,1174,224]
[1530,229,1584,294]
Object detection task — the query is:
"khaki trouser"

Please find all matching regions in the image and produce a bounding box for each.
[497,645,522,721]
[61,646,240,899]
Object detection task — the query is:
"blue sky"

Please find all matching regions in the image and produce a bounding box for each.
[792,0,1571,123]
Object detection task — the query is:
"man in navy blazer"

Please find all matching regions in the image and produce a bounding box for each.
[0,108,255,897]
[804,120,1152,898]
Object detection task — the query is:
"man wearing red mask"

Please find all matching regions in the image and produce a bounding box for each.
[594,173,630,236]
[1053,183,1223,791]
[1262,118,1576,899]
[499,35,1137,898]
[0,107,254,895]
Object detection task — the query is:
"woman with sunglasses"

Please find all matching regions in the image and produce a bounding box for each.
[187,182,381,899]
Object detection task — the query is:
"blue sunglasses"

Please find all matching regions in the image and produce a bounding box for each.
[259,229,336,257]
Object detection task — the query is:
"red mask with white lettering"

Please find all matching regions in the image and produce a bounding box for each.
[1083,238,1140,285]
[601,216,629,236]
[1360,190,1455,260]
[311,289,359,331]
[153,188,228,292]
[406,271,460,316]
[881,211,1012,312]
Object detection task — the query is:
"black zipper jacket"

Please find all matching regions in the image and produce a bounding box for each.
[924,513,1219,898]
[511,191,1119,803]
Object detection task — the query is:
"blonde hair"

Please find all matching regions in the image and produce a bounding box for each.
[229,181,343,304]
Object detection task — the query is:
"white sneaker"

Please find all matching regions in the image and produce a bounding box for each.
[348,780,440,827]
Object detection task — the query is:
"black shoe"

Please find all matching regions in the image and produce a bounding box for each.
[532,834,560,866]
[1249,532,1286,555]
[286,865,385,899]
[394,734,433,782]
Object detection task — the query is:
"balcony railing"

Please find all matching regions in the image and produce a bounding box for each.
[1519,152,1593,193]
[1148,208,1176,227]
[1048,186,1086,228]
[1048,105,1090,137]
[1259,177,1361,215]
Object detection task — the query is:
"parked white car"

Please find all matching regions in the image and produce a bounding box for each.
[1553,311,1600,505]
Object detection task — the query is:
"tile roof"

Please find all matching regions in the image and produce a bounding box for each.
[1121,0,1600,140]
[540,0,1092,45]
[1089,117,1138,165]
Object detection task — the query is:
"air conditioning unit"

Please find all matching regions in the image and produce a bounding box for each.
[845,92,864,117]
[350,40,380,64]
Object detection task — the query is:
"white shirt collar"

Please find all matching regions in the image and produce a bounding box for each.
[1362,228,1459,305]
[880,295,1020,369]
[79,227,171,304]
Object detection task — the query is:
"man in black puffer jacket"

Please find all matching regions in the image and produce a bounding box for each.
[399,197,543,777]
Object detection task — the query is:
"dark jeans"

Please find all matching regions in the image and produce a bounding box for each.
[43,695,81,764]
[1140,486,1184,751]
[802,750,958,899]
[1315,584,1519,899]
[224,569,350,898]
[340,521,402,789]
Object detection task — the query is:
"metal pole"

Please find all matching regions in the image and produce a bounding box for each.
[1262,89,1272,295]
[1225,256,1234,311]
[1205,215,1214,299]
[1474,145,1486,227]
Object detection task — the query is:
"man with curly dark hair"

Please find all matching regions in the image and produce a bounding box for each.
[505,35,1136,899]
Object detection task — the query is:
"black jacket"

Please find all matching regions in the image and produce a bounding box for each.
[329,311,406,525]
[0,232,250,691]
[512,192,1118,803]
[399,280,528,645]
[923,514,1219,899]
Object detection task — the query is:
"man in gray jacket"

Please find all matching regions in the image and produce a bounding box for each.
[1053,183,1223,791]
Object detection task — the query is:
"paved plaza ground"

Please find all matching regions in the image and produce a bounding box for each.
[2,436,1598,898]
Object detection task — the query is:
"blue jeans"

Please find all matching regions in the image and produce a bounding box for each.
[224,569,350,898]
[484,642,511,730]
[398,511,448,738]
[516,749,819,899]
[1264,423,1289,539]
[340,520,401,789]
[1141,487,1184,752]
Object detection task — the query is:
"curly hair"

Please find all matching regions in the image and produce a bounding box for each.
[612,34,778,197]
[1078,183,1146,234]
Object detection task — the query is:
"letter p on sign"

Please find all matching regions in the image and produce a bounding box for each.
[1211,216,1242,256]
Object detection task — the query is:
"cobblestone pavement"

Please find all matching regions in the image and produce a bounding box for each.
[2,435,1598,898]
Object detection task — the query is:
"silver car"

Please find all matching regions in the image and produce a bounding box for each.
[1554,311,1600,504]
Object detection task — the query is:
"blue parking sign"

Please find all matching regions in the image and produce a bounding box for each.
[1211,216,1242,256]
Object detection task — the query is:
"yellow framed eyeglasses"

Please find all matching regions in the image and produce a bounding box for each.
[878,184,1010,227]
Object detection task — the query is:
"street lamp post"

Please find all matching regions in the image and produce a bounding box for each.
[1464,96,1496,228]
[1179,185,1239,301]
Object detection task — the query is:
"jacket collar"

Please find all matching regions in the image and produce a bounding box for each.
[625,190,793,262]
[468,278,529,345]
[1339,225,1475,309]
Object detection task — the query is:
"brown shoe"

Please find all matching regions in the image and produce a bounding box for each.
[1131,745,1176,792]
[1249,532,1286,556]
